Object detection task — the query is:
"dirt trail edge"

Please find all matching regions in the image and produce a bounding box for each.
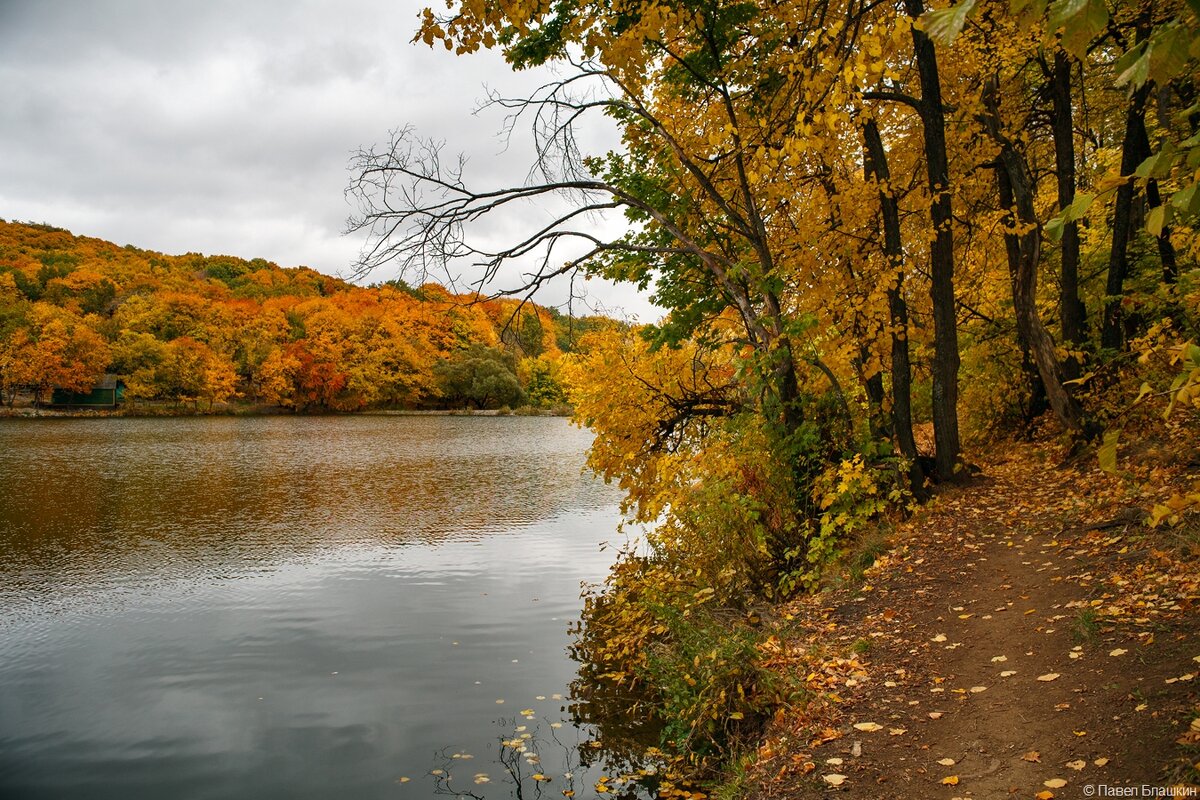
[748,446,1200,800]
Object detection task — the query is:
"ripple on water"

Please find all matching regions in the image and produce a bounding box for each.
[0,416,631,800]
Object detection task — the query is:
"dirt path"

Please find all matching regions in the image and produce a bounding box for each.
[748,450,1200,799]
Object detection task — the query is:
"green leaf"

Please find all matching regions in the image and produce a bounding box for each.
[1134,142,1175,179]
[1064,191,1095,221]
[1170,183,1199,215]
[1098,429,1120,474]
[1060,0,1109,58]
[1048,191,1095,241]
[1148,24,1193,84]
[1114,41,1150,88]
[919,0,978,46]
[1047,0,1088,29]
[1045,216,1065,241]
[1146,204,1167,238]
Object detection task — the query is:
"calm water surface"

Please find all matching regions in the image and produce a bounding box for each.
[0,416,629,799]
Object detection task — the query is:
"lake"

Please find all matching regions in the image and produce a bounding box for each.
[0,415,630,799]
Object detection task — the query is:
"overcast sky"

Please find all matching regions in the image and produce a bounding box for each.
[0,0,658,319]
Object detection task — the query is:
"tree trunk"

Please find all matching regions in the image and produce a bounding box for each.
[862,118,925,493]
[1101,24,1153,351]
[982,76,1087,435]
[997,164,1049,423]
[904,0,961,482]
[1130,103,1180,284]
[1051,50,1085,378]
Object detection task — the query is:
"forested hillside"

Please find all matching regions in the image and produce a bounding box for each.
[0,220,608,411]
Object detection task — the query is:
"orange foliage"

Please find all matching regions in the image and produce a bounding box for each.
[0,220,607,411]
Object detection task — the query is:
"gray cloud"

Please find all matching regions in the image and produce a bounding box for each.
[0,0,658,319]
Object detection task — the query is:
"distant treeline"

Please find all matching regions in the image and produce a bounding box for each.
[0,220,615,411]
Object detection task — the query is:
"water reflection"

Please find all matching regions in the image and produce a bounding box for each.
[0,416,628,800]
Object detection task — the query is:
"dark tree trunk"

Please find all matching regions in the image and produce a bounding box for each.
[997,163,1049,423]
[982,76,1087,435]
[862,118,925,493]
[904,0,961,482]
[1130,105,1180,284]
[1051,50,1085,377]
[1101,25,1153,351]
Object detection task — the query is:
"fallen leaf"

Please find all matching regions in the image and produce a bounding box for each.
[932,634,947,643]
[991,655,1008,662]
[823,774,847,786]
[1044,778,1068,788]
[1036,791,1055,800]
[1000,670,1017,677]
[889,728,907,736]
[853,722,883,732]
[1066,760,1086,770]
[937,758,956,766]
[1037,673,1060,682]
[1094,757,1109,766]
[929,712,944,719]
[1109,648,1128,657]
[970,686,988,693]
[1022,751,1041,763]
[941,775,959,785]
[825,758,844,765]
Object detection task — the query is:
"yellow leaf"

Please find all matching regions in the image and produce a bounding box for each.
[941,775,959,785]
[1044,778,1068,788]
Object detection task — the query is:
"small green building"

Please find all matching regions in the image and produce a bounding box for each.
[51,375,125,408]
